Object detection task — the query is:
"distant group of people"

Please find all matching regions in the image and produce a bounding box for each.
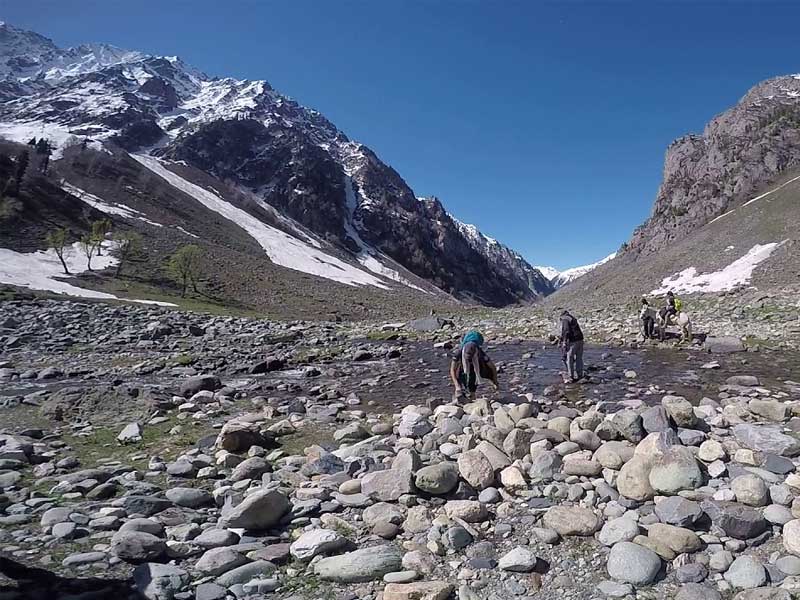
[448,291,687,402]
[639,291,683,339]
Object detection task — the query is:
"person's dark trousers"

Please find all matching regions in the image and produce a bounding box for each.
[643,317,654,338]
[566,340,584,380]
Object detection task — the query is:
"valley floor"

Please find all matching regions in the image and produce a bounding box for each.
[1,298,800,600]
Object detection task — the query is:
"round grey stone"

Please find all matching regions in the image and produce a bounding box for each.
[607,541,662,585]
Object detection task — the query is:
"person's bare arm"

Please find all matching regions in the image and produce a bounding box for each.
[449,361,461,391]
[486,360,500,389]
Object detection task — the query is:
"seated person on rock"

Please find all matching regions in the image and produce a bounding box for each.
[450,330,499,401]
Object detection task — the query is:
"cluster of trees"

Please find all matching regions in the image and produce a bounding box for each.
[46,219,142,276]
[45,223,205,299]
[167,244,203,298]
[0,137,56,200]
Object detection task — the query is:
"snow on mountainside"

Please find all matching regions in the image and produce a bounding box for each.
[537,252,617,289]
[534,265,560,281]
[0,22,550,306]
[0,21,143,82]
[452,217,553,298]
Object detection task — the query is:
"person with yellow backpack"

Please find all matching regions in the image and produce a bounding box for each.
[664,291,683,324]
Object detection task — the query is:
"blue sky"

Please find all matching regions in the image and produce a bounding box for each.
[4,1,800,268]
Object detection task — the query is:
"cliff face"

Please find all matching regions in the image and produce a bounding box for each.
[629,75,800,255]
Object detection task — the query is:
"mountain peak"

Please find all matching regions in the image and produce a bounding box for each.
[0,21,145,82]
[0,22,555,307]
[536,252,617,289]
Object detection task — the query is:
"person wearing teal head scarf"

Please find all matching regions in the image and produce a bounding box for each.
[449,329,499,401]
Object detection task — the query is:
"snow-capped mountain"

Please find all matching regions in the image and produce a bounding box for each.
[534,265,561,281]
[452,217,553,298]
[0,22,552,306]
[536,252,617,289]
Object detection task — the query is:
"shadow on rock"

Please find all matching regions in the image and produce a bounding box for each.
[0,556,138,599]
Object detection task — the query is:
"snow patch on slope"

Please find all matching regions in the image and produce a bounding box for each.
[342,176,429,293]
[0,242,175,305]
[651,243,783,295]
[132,154,390,289]
[61,182,163,228]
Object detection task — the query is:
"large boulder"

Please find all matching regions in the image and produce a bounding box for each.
[749,399,789,422]
[361,469,415,501]
[165,487,213,509]
[783,519,800,555]
[701,501,769,539]
[543,506,601,537]
[498,546,538,572]
[444,500,487,523]
[218,490,288,530]
[662,396,696,428]
[215,420,273,453]
[398,413,433,438]
[414,462,459,495]
[215,560,276,587]
[617,456,655,501]
[457,450,494,490]
[611,411,645,443]
[110,530,166,563]
[363,503,405,527]
[654,497,703,527]
[314,545,403,582]
[180,375,221,398]
[731,474,770,507]
[704,337,745,353]
[528,450,562,482]
[647,523,702,554]
[676,584,723,600]
[289,529,348,561]
[598,517,640,546]
[724,556,767,589]
[635,430,680,462]
[195,547,249,576]
[383,582,454,600]
[733,424,800,457]
[648,446,703,494]
[607,541,662,585]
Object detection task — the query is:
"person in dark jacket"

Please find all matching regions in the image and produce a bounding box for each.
[560,310,584,381]
[640,298,657,339]
[449,330,499,401]
[664,291,678,323]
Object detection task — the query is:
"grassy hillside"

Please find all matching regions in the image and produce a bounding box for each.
[0,140,460,320]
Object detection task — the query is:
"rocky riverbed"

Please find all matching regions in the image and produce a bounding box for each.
[2,299,800,600]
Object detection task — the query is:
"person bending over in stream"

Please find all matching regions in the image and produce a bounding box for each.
[560,310,585,382]
[450,330,500,402]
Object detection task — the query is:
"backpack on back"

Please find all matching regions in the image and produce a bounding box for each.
[674,298,683,312]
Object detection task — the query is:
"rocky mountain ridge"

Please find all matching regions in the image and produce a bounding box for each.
[0,22,551,307]
[627,74,800,256]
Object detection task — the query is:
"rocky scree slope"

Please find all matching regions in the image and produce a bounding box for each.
[0,22,550,307]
